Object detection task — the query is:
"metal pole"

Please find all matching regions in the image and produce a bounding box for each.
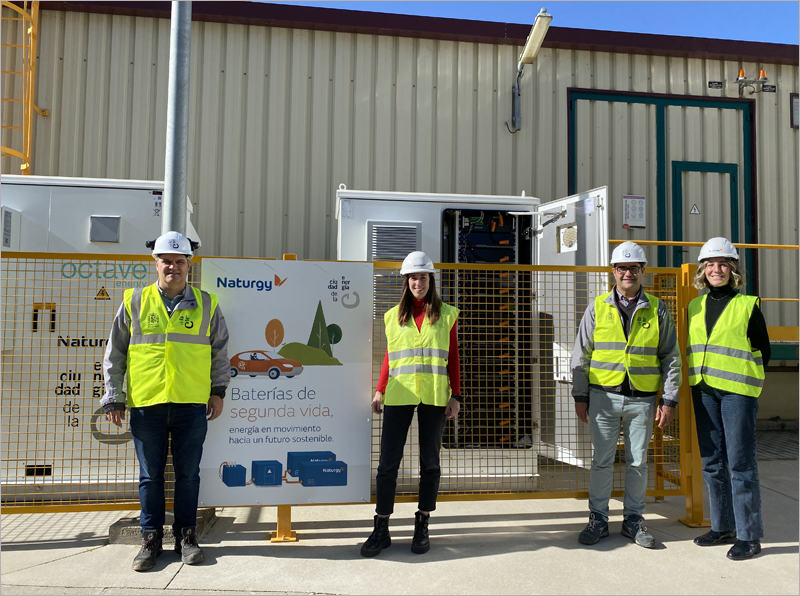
[163,1,192,235]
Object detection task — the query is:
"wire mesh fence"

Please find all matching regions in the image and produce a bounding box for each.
[1,254,685,511]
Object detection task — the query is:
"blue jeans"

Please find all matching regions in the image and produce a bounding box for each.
[692,384,763,541]
[130,402,208,539]
[375,403,447,516]
[587,387,657,520]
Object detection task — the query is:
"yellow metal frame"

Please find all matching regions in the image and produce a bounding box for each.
[1,250,793,540]
[1,0,48,174]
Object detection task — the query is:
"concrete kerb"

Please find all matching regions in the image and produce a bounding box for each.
[108,508,217,545]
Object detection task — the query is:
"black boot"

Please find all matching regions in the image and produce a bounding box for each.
[411,511,430,554]
[361,515,391,557]
[174,526,205,565]
[132,529,163,572]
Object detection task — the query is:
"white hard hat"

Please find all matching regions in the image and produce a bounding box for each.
[400,251,436,275]
[610,241,647,265]
[149,231,194,258]
[698,237,739,262]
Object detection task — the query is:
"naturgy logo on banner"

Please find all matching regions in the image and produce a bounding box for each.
[216,274,287,292]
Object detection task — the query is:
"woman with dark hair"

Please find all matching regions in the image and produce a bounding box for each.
[361,251,462,558]
[687,237,770,560]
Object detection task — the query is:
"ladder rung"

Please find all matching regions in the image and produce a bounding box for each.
[1,98,22,102]
[1,44,25,48]
[1,71,24,75]
[1,126,23,130]
[1,17,25,21]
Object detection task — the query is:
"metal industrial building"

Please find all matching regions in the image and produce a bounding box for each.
[2,1,798,327]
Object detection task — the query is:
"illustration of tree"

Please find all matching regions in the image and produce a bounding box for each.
[265,319,285,348]
[326,324,342,345]
[307,301,332,357]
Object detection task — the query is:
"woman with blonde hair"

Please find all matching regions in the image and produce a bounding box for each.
[687,237,771,560]
[361,251,462,558]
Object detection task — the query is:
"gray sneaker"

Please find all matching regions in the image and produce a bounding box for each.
[578,512,609,545]
[621,515,656,549]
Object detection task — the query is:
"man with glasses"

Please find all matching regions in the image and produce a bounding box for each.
[571,241,681,548]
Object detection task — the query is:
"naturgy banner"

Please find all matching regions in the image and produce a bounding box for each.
[199,259,374,506]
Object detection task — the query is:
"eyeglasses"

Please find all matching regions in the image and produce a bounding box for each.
[614,266,641,275]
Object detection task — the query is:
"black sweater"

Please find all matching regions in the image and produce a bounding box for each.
[704,284,771,367]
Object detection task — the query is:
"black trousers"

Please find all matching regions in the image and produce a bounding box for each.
[375,403,447,516]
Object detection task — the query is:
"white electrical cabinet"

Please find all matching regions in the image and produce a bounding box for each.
[336,185,609,474]
[0,175,200,254]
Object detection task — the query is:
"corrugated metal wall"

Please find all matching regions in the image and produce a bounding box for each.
[2,7,797,325]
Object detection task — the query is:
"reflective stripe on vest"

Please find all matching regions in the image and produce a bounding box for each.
[125,284,217,407]
[687,293,764,397]
[384,303,459,407]
[588,292,662,392]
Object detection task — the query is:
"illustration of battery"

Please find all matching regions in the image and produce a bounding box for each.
[252,460,283,486]
[296,460,347,487]
[221,464,247,487]
[286,451,336,477]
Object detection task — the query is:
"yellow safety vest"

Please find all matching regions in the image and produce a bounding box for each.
[589,292,662,392]
[384,303,459,407]
[124,284,217,407]
[687,294,764,397]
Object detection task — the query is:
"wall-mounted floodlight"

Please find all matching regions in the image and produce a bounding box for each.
[507,7,553,133]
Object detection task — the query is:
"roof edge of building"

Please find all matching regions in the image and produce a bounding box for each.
[36,0,800,66]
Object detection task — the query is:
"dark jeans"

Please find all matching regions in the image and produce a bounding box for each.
[130,402,208,539]
[692,384,763,541]
[375,403,447,516]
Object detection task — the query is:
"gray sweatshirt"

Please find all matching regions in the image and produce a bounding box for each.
[101,283,231,412]
[571,288,682,406]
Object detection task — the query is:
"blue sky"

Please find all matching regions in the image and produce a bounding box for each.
[262,1,799,45]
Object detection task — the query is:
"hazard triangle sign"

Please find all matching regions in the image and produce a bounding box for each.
[95,287,111,300]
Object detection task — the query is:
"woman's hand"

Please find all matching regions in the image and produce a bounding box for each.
[445,397,460,419]
[371,391,384,415]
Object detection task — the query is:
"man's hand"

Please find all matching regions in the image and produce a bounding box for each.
[371,391,383,415]
[445,397,461,419]
[575,402,589,424]
[106,409,126,428]
[655,404,675,428]
[207,395,223,421]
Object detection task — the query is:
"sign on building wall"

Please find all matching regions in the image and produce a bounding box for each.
[198,259,374,506]
[622,195,646,229]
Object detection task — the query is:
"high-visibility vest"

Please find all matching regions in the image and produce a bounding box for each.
[588,292,662,392]
[384,303,459,407]
[687,294,764,397]
[124,284,217,407]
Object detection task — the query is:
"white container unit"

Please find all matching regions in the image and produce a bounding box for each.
[336,185,609,477]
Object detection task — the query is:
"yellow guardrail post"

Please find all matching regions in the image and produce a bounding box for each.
[267,253,300,542]
[271,504,298,542]
[676,263,708,527]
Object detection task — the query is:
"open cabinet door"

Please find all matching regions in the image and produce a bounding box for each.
[531,187,608,470]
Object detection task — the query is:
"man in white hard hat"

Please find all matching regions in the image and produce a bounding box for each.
[102,231,230,571]
[571,241,681,549]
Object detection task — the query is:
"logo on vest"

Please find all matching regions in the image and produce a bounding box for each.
[146,313,161,328]
[636,315,651,329]
[606,312,614,322]
[177,314,194,329]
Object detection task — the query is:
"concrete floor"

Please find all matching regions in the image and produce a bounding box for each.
[1,457,797,596]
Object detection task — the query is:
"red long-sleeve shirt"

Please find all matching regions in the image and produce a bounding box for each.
[376,298,461,395]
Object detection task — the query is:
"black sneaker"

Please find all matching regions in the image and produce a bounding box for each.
[621,515,656,549]
[578,512,609,545]
[174,526,205,565]
[132,530,163,572]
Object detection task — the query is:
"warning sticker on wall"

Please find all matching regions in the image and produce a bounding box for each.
[690,204,700,215]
